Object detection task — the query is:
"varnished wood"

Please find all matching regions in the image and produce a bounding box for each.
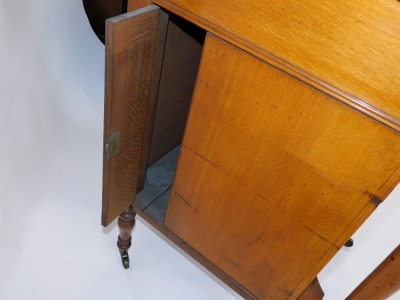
[133,204,256,300]
[165,34,400,299]
[102,6,161,226]
[154,0,400,132]
[127,0,152,11]
[137,12,204,189]
[137,149,323,300]
[137,9,169,192]
[117,205,136,268]
[346,245,400,300]
[101,2,400,298]
[147,14,204,165]
[117,205,136,252]
[298,278,324,300]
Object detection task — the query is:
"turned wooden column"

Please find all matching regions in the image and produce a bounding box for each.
[117,205,136,269]
[346,244,400,299]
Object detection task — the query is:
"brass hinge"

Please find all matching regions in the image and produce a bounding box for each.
[104,131,121,159]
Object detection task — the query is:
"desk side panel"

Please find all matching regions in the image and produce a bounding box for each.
[154,0,400,131]
[165,34,400,298]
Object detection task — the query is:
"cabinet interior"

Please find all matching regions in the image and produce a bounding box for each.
[135,12,206,223]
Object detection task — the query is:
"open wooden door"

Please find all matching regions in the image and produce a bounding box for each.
[102,5,166,226]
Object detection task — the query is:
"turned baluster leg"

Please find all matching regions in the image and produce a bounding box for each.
[117,205,136,269]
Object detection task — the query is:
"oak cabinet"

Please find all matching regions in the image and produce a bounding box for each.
[101,1,400,299]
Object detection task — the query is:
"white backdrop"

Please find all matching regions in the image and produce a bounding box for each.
[0,1,240,299]
[0,1,399,299]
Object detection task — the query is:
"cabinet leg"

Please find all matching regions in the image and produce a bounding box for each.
[117,205,136,269]
[344,238,354,247]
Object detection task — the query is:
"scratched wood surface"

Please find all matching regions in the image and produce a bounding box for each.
[102,6,161,226]
[346,244,400,300]
[154,0,400,132]
[165,35,400,299]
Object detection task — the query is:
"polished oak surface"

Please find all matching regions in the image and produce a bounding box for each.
[153,0,400,132]
[102,6,161,226]
[298,278,324,300]
[105,1,400,298]
[165,34,400,299]
[127,0,151,11]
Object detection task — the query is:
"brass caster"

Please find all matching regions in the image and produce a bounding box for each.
[121,251,130,269]
[344,238,354,247]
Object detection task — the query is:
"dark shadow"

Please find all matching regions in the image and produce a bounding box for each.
[82,0,128,43]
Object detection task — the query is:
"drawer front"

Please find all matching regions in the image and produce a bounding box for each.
[165,34,400,298]
[102,5,163,226]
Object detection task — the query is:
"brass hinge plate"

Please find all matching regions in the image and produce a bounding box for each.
[104,131,121,159]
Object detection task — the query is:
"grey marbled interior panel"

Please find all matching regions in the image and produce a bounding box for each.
[135,146,180,223]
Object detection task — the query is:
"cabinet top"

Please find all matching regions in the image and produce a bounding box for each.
[155,0,400,132]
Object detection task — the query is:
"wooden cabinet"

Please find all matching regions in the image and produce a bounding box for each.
[101,1,400,299]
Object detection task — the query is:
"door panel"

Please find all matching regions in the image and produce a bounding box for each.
[102,5,162,226]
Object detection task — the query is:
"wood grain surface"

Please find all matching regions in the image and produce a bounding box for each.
[165,34,400,299]
[298,278,324,300]
[134,204,257,300]
[136,9,169,192]
[148,14,204,165]
[347,244,400,300]
[137,12,204,189]
[102,6,160,226]
[127,0,151,11]
[154,0,400,132]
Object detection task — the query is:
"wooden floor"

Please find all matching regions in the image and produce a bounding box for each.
[135,146,180,223]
